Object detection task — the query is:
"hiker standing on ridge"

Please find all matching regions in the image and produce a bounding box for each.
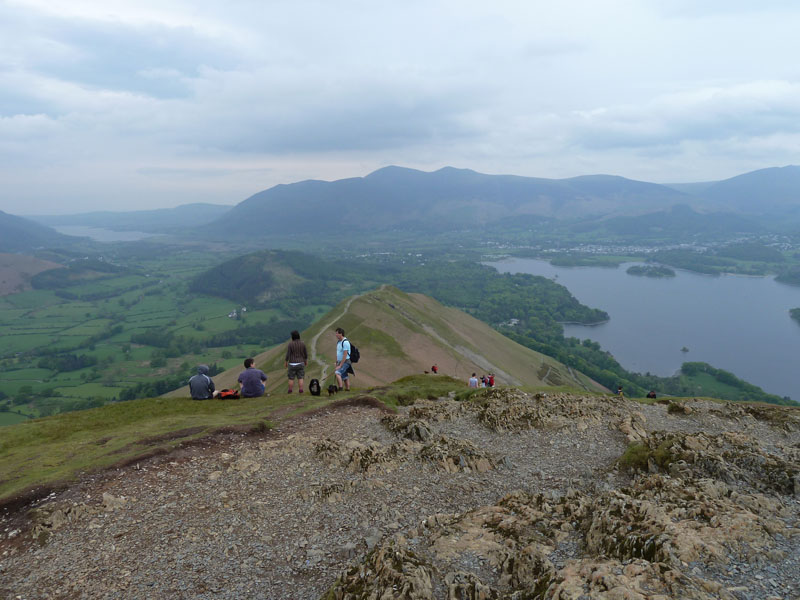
[285,330,308,394]
[189,364,216,399]
[468,373,479,388]
[238,358,268,398]
[334,327,352,392]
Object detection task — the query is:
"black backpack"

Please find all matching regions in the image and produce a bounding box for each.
[344,338,360,363]
[309,378,321,396]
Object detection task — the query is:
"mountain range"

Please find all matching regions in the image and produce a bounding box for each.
[211,166,690,235]
[208,164,800,237]
[9,164,800,247]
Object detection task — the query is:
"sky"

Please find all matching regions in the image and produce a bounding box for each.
[2,0,800,215]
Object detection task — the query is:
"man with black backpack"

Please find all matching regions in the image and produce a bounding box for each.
[334,327,354,391]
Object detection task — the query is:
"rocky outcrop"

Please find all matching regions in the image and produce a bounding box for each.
[324,391,800,600]
[2,389,798,600]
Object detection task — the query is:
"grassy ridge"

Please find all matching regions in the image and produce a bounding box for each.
[0,393,323,506]
[0,375,601,507]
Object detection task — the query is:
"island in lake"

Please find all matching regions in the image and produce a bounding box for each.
[626,265,676,278]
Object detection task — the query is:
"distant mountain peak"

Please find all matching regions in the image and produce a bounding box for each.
[365,165,422,178]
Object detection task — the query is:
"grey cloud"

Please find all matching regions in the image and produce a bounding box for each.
[521,39,586,58]
[656,0,798,18]
[208,101,480,154]
[569,83,800,152]
[158,69,488,154]
[0,87,55,117]
[2,9,238,108]
[137,166,274,178]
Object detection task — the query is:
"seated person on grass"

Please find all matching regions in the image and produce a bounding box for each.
[188,364,216,400]
[238,357,268,398]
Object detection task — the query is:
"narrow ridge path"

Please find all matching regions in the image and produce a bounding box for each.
[308,288,374,382]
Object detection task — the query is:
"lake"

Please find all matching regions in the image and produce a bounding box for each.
[54,225,158,242]
[486,257,800,400]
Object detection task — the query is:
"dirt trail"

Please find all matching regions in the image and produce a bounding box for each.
[308,289,369,382]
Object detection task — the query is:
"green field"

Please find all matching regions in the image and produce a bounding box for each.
[3,239,796,422]
[0,246,310,420]
[0,411,29,426]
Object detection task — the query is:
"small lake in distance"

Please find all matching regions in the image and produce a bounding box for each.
[54,226,158,242]
[485,257,800,400]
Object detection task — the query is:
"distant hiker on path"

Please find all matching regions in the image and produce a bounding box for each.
[468,373,479,388]
[334,327,352,391]
[488,373,495,387]
[188,364,216,400]
[238,358,268,398]
[616,385,624,398]
[647,390,657,399]
[431,364,438,374]
[285,330,308,394]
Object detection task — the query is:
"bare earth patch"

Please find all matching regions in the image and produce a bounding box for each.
[0,253,62,296]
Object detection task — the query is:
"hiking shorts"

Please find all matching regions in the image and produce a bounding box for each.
[287,363,305,380]
[335,361,351,380]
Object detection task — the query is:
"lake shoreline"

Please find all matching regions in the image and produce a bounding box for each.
[489,257,800,400]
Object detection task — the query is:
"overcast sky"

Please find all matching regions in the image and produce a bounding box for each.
[2,0,800,214]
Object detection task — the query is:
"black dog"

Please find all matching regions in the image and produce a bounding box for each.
[327,384,338,396]
[309,378,321,397]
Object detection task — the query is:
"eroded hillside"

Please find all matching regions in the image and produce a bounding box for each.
[1,389,797,599]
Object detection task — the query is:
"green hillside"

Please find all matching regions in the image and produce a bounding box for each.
[166,285,606,396]
[3,285,796,510]
[2,282,606,507]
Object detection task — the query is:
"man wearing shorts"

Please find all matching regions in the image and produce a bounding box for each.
[334,327,351,391]
[285,330,308,394]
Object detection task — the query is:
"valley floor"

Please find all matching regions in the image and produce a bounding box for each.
[1,391,798,599]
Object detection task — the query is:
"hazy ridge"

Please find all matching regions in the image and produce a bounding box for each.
[7,165,800,246]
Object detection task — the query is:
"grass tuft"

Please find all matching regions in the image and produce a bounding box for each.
[368,375,465,407]
[617,442,650,471]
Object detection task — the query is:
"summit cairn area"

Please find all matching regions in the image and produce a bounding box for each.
[1,390,798,599]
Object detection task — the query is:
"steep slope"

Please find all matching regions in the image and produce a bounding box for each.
[167,286,604,396]
[0,211,75,252]
[209,165,688,237]
[681,165,800,213]
[572,203,762,239]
